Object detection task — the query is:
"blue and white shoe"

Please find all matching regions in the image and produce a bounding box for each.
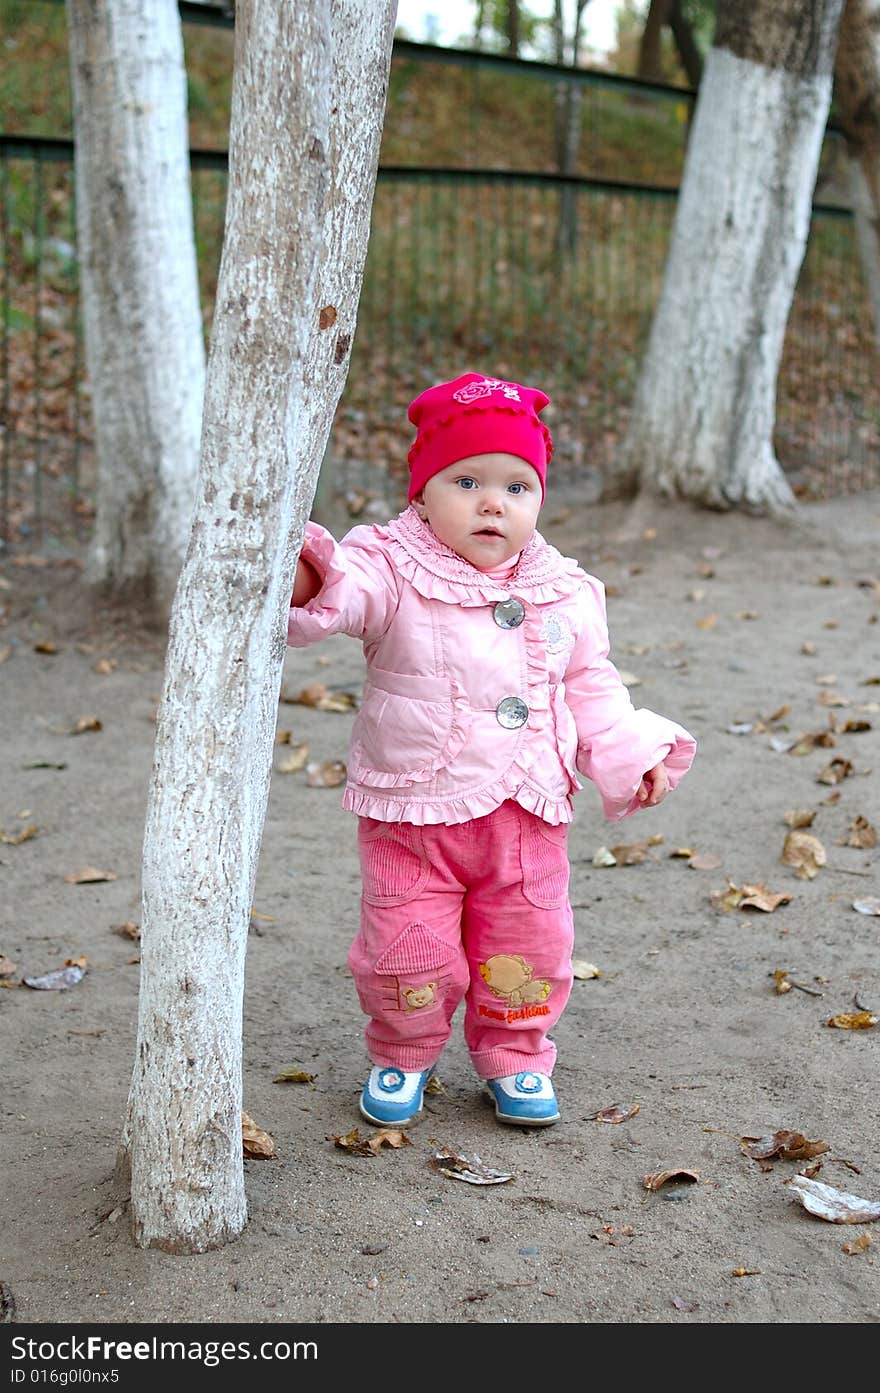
[486,1071,560,1126]
[359,1065,433,1127]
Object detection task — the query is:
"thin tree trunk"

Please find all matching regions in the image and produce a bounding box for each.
[638,0,672,81]
[668,0,704,87]
[507,0,520,57]
[617,0,845,513]
[554,1,589,254]
[66,0,205,619]
[834,0,880,345]
[123,0,395,1254]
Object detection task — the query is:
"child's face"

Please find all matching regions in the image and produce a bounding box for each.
[413,452,542,570]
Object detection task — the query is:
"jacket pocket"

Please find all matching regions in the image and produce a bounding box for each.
[359,819,431,907]
[520,817,570,909]
[351,668,470,787]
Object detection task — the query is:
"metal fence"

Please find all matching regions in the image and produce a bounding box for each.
[2,37,879,548]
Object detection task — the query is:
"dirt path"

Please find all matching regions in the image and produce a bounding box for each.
[1,492,879,1328]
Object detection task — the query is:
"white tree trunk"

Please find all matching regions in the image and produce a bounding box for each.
[67,0,205,615]
[835,0,880,346]
[618,1,845,512]
[124,0,396,1254]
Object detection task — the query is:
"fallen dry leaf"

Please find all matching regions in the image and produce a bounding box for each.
[717,882,793,913]
[23,957,88,990]
[787,1175,880,1223]
[817,690,849,708]
[276,743,309,774]
[784,809,816,829]
[0,823,39,846]
[736,609,759,621]
[826,1011,878,1030]
[732,1268,761,1277]
[816,757,854,785]
[272,1069,316,1087]
[242,1111,275,1159]
[0,645,11,664]
[33,641,59,655]
[366,1129,412,1154]
[305,760,347,787]
[773,970,793,995]
[696,613,719,631]
[592,846,617,867]
[610,841,650,865]
[431,1148,513,1185]
[801,641,818,655]
[424,1075,446,1096]
[291,683,357,713]
[743,1131,829,1162]
[589,1103,640,1124]
[688,852,722,870]
[70,716,102,735]
[842,1233,874,1255]
[0,955,17,977]
[64,867,118,884]
[642,1168,699,1191]
[111,920,140,941]
[670,846,696,857]
[671,1295,699,1312]
[781,830,826,880]
[852,898,880,916]
[840,719,872,733]
[840,816,876,849]
[572,959,600,980]
[330,1126,410,1157]
[93,658,116,675]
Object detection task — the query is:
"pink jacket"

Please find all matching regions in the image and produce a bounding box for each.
[287,507,696,826]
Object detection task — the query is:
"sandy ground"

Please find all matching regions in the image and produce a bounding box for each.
[1,490,879,1333]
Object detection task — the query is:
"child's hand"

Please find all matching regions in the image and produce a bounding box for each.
[291,557,322,608]
[637,761,670,807]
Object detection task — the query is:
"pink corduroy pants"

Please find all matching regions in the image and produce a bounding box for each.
[347,801,574,1080]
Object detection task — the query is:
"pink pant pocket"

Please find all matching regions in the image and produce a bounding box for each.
[358,819,430,907]
[520,817,570,909]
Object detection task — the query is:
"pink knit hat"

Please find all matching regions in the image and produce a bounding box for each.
[407,372,552,502]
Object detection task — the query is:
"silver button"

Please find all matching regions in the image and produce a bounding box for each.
[493,596,526,629]
[496,696,529,729]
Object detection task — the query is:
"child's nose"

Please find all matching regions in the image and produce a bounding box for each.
[480,490,504,512]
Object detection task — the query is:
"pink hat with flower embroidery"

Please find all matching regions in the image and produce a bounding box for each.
[406,372,553,501]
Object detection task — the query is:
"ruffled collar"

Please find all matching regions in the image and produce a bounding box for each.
[377,506,582,607]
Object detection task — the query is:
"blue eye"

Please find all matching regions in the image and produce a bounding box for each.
[457,477,477,490]
[507,483,525,495]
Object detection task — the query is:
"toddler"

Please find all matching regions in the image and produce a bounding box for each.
[288,372,696,1128]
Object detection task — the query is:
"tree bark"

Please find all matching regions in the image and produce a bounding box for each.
[123,0,395,1254]
[553,0,589,254]
[833,0,880,345]
[66,0,205,619]
[507,0,520,57]
[616,0,845,513]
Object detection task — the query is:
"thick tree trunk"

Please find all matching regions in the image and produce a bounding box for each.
[616,0,845,513]
[67,0,205,618]
[834,0,880,345]
[123,0,395,1254]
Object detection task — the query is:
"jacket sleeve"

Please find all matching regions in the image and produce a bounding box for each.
[563,574,696,822]
[287,521,400,647]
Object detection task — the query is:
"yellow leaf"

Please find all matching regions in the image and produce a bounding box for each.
[277,742,309,773]
[305,759,347,787]
[0,823,39,845]
[826,1012,878,1030]
[272,1069,316,1087]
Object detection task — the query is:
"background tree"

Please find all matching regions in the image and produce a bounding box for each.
[66,0,205,618]
[616,0,845,512]
[122,0,396,1253]
[833,0,880,345]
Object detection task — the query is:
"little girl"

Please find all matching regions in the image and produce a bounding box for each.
[288,372,696,1128]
